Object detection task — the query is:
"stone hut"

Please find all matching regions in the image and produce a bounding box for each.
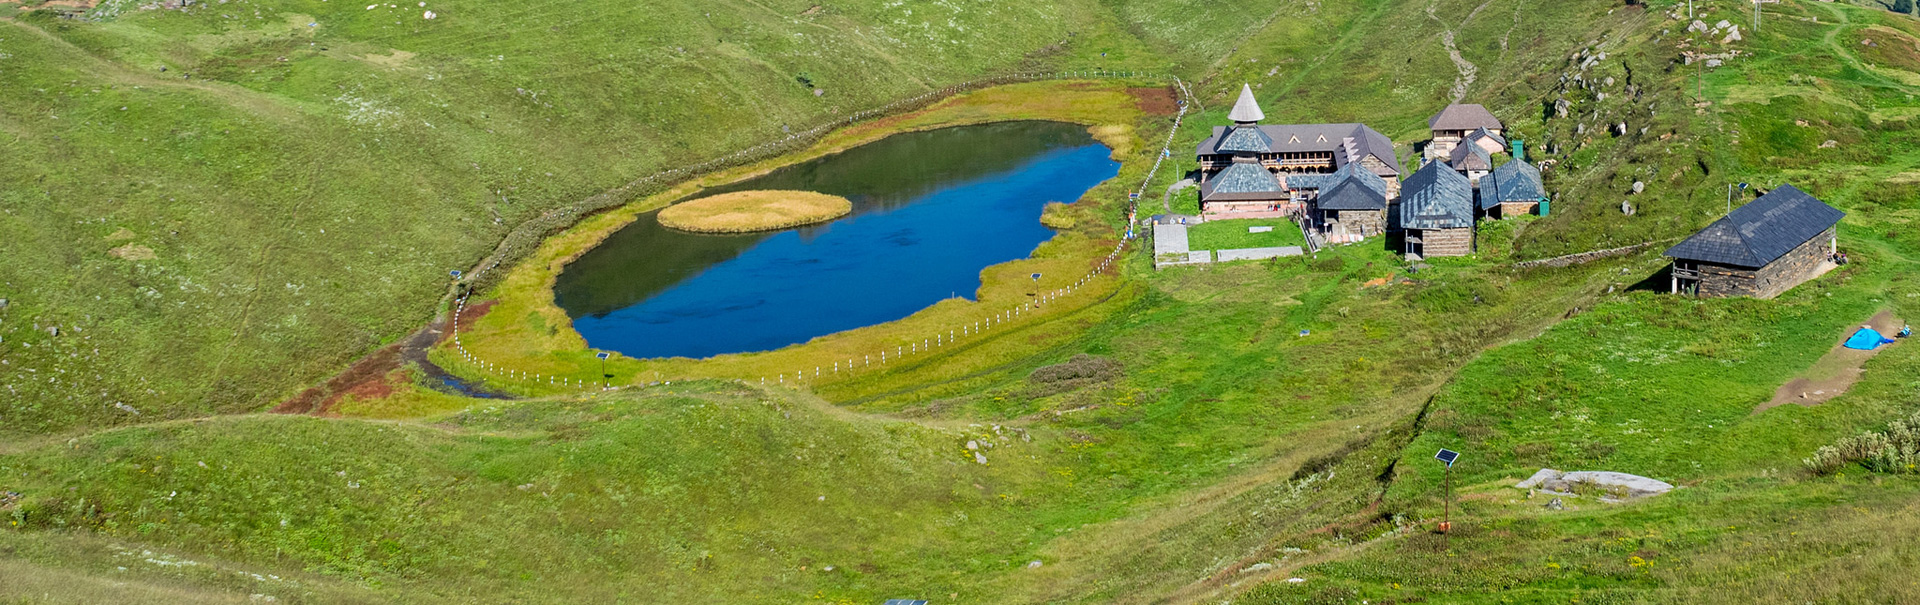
[1664,184,1843,298]
[1426,104,1504,159]
[1316,171,1390,239]
[1398,160,1476,258]
[1479,159,1546,218]
[1447,143,1494,185]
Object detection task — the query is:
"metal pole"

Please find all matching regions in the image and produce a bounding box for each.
[1443,466,1452,533]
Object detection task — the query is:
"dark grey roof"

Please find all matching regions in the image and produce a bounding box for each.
[1217,126,1273,153]
[1448,143,1493,172]
[1428,104,1503,131]
[1197,124,1404,175]
[1465,126,1507,148]
[1202,160,1284,201]
[1664,184,1844,268]
[1317,175,1388,211]
[1290,161,1389,196]
[1481,159,1545,208]
[1399,160,1475,230]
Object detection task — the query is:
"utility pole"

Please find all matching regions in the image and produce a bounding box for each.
[1434,449,1461,534]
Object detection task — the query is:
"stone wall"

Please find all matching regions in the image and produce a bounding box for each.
[1497,201,1537,219]
[1697,226,1834,298]
[1410,227,1472,257]
[1330,209,1386,235]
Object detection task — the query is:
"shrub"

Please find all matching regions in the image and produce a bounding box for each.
[1028,354,1123,384]
[1804,409,1920,475]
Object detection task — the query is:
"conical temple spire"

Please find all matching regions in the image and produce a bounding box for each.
[1228,83,1265,124]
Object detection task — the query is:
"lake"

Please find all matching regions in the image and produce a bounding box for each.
[554,120,1120,359]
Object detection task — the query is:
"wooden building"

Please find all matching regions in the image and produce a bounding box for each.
[1479,158,1546,218]
[1397,160,1476,258]
[1195,85,1403,219]
[1664,184,1843,298]
[1426,104,1504,159]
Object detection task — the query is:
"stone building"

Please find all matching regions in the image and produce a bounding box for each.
[1447,143,1494,185]
[1479,158,1546,218]
[1664,184,1843,298]
[1398,160,1476,258]
[1425,104,1504,159]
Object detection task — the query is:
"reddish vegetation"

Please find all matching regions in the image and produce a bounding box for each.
[444,299,498,343]
[1131,87,1179,116]
[273,343,405,415]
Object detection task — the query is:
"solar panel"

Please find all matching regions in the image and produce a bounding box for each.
[882,600,930,605]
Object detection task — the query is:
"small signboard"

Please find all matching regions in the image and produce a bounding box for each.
[1434,448,1461,468]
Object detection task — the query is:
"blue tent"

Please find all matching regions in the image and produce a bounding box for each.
[1843,328,1896,351]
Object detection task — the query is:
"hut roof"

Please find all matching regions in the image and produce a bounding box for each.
[1448,143,1493,172]
[1289,161,1389,196]
[1428,104,1503,131]
[1201,159,1285,201]
[1481,159,1545,208]
[1228,84,1266,123]
[1317,175,1389,211]
[1217,125,1273,153]
[1398,161,1475,230]
[1664,184,1844,268]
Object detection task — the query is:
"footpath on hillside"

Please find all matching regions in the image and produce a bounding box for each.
[1756,309,1906,414]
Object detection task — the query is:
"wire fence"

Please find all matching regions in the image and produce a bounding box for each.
[444,72,1196,392]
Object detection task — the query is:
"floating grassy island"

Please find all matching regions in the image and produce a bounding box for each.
[657,190,853,233]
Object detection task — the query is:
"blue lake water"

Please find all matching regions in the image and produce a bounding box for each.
[553,121,1120,359]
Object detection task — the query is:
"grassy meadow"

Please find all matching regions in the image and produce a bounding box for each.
[6,0,1920,601]
[0,0,1176,438]
[1186,217,1310,251]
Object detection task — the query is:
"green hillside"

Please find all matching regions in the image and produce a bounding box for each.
[5,0,1920,601]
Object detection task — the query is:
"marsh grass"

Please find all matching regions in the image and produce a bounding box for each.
[654,190,851,234]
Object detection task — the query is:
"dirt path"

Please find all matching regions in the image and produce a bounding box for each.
[1427,0,1496,103]
[1755,309,1904,414]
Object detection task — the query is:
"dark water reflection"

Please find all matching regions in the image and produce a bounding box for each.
[554,121,1118,359]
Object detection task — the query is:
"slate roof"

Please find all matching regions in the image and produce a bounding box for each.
[1289,162,1390,197]
[1481,159,1545,209]
[1398,160,1475,230]
[1465,126,1507,148]
[1317,175,1389,211]
[1428,104,1503,131]
[1197,123,1404,175]
[1217,125,1273,153]
[1664,184,1844,268]
[1228,84,1266,123]
[1201,159,1284,201]
[1448,143,1493,172]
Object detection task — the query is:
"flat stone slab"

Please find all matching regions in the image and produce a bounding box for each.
[1248,226,1274,233]
[1216,246,1303,262]
[1154,223,1190,257]
[1516,468,1675,500]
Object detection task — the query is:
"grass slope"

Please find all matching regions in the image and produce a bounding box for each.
[7,0,1920,601]
[0,0,1182,438]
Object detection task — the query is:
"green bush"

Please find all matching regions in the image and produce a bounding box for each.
[1805,409,1920,475]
